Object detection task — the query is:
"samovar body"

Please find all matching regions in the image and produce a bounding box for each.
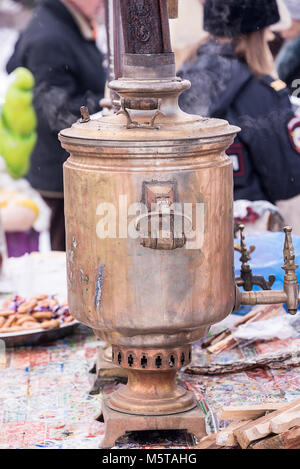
[61,88,238,414]
[63,128,235,347]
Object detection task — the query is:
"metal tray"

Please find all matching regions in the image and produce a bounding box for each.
[0,320,79,348]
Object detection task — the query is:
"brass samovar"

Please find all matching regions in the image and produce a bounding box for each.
[59,0,300,447]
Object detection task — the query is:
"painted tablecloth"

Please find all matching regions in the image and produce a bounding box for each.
[1,322,300,449]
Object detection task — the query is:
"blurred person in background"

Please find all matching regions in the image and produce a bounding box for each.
[6,0,106,251]
[169,0,208,71]
[179,0,300,234]
[276,0,300,93]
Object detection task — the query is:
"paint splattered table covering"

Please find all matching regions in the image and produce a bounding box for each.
[1,321,300,449]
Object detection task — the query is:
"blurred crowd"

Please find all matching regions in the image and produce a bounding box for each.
[0,0,300,258]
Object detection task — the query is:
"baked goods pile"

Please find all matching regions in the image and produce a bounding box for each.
[0,294,74,333]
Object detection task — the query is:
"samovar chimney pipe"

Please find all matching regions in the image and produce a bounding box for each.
[117,0,176,81]
[120,0,172,55]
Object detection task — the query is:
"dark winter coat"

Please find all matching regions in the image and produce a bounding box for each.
[178,41,300,203]
[277,36,300,93]
[7,0,106,194]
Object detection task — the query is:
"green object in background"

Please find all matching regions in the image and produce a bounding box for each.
[0,67,37,179]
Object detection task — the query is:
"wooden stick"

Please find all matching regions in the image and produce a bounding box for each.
[216,420,252,447]
[250,426,300,449]
[207,335,239,354]
[201,329,231,349]
[234,398,300,449]
[195,434,236,450]
[271,410,300,434]
[220,403,287,421]
[233,304,283,327]
[195,434,218,449]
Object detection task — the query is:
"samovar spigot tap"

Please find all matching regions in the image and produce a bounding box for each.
[234,226,300,314]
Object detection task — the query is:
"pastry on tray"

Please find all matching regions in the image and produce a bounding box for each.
[0,294,74,334]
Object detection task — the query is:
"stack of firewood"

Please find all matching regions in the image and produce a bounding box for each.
[196,399,300,449]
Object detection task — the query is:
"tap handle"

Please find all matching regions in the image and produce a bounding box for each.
[282,226,298,273]
[282,226,299,314]
[235,224,275,291]
[236,224,255,265]
[236,226,299,312]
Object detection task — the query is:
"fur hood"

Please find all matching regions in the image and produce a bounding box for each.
[178,41,252,118]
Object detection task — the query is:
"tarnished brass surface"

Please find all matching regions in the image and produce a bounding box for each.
[112,345,191,371]
[109,345,194,414]
[60,70,238,417]
[99,397,206,448]
[61,140,236,346]
[107,369,196,415]
[60,0,239,419]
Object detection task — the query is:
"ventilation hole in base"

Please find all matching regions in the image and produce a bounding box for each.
[141,355,148,368]
[117,352,122,365]
[169,355,175,368]
[155,355,162,369]
[189,351,191,361]
[112,351,114,361]
[128,354,134,367]
[180,352,185,366]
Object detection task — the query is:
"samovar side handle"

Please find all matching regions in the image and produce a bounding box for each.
[135,181,193,250]
[234,226,300,315]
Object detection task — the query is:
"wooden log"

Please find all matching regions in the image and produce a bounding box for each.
[195,434,236,450]
[271,410,300,434]
[234,398,300,449]
[220,403,287,421]
[201,329,231,349]
[250,426,300,449]
[233,308,263,327]
[216,420,252,447]
[195,434,218,449]
[207,335,239,354]
[233,304,283,327]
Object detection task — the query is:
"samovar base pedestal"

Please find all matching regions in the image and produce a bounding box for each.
[108,369,197,415]
[98,397,206,449]
[110,345,195,414]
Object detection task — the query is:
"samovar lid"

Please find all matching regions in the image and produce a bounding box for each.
[60,75,239,144]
